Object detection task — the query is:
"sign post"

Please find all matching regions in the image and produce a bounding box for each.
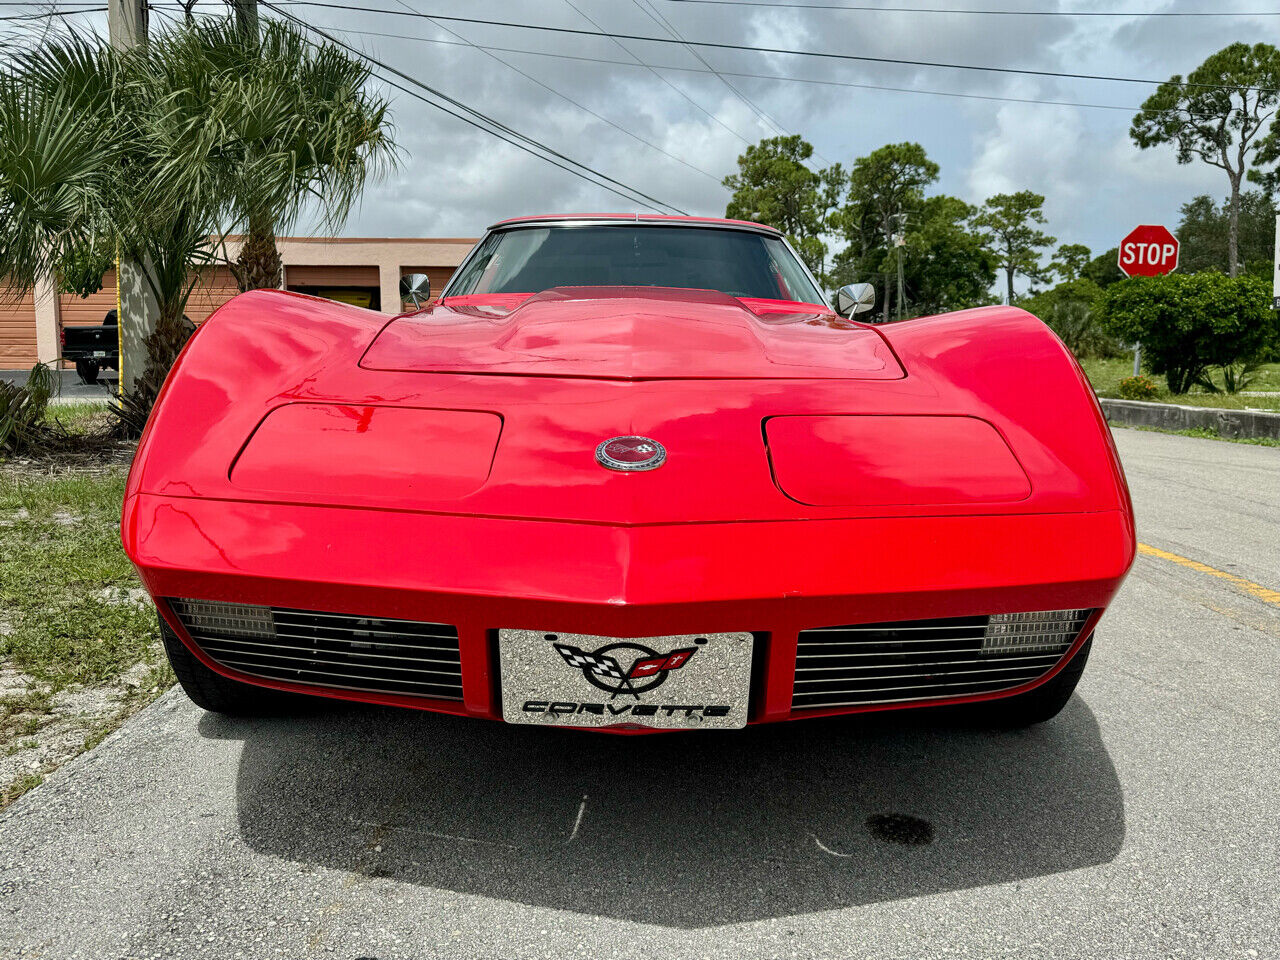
[1118,224,1180,376]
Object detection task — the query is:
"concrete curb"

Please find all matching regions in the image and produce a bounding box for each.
[1099,398,1280,440]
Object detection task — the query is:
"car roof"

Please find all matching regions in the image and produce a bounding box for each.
[487,214,783,235]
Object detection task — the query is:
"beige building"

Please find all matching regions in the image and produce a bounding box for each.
[1,236,477,370]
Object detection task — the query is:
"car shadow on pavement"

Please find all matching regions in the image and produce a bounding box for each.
[204,697,1124,927]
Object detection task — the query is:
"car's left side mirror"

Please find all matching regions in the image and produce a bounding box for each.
[400,273,431,309]
[835,282,876,318]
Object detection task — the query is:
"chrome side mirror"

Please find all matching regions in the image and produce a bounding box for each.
[835,282,876,318]
[399,273,431,309]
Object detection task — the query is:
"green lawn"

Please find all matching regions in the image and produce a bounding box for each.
[1079,356,1280,412]
[0,467,170,807]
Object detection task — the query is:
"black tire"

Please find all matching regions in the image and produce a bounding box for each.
[972,635,1093,727]
[75,359,100,384]
[159,616,310,716]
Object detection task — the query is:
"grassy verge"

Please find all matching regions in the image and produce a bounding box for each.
[1079,356,1280,411]
[0,466,171,809]
[1112,423,1280,448]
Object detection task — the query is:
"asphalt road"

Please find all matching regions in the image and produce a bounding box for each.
[2,427,1277,959]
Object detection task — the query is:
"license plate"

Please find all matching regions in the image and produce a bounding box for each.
[498,629,753,729]
[92,351,107,358]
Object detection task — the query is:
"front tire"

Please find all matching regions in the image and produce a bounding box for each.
[160,616,310,715]
[973,635,1093,727]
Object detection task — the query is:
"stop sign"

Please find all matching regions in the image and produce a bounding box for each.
[1118,224,1179,277]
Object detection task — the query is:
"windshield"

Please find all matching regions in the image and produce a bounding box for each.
[445,224,825,305]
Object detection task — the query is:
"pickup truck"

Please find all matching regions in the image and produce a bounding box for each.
[61,310,118,384]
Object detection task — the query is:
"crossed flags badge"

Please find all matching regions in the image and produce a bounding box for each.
[553,643,626,680]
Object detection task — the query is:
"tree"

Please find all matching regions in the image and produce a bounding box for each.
[971,191,1055,304]
[0,20,394,414]
[155,22,395,292]
[1019,279,1119,358]
[1176,191,1276,276]
[723,135,844,284]
[1082,247,1124,289]
[836,142,940,321]
[1097,272,1276,393]
[1050,243,1092,282]
[1130,43,1280,277]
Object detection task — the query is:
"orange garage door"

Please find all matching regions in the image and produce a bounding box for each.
[0,291,37,370]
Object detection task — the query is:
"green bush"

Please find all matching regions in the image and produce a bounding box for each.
[1097,273,1277,394]
[0,364,57,455]
[1118,374,1160,400]
[1021,279,1122,358]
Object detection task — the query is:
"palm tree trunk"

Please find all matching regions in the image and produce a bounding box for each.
[233,212,283,292]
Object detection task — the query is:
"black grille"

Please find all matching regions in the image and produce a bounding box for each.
[793,610,1092,711]
[168,599,463,700]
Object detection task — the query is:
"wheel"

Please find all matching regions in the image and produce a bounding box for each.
[159,615,311,715]
[972,635,1093,727]
[75,359,100,384]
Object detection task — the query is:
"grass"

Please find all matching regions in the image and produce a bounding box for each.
[1079,356,1280,411]
[0,466,171,808]
[1116,424,1280,448]
[42,400,113,435]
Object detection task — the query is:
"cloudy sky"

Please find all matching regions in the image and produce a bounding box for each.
[11,0,1280,258]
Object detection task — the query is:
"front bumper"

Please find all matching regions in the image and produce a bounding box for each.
[125,493,1134,726]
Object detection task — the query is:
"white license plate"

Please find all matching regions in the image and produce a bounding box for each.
[92,351,107,358]
[498,629,753,729]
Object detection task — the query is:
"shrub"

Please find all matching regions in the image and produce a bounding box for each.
[1097,272,1277,394]
[1021,279,1122,357]
[0,363,58,455]
[1118,374,1160,401]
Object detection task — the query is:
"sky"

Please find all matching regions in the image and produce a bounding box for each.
[7,0,1280,262]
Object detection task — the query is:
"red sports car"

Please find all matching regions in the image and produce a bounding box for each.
[122,214,1135,732]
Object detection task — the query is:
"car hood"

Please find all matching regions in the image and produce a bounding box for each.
[360,286,903,380]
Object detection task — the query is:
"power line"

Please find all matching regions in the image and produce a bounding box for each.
[561,0,754,149]
[632,0,780,137]
[304,21,1141,113]
[381,0,724,184]
[632,0,837,167]
[258,0,688,213]
[0,6,104,20]
[267,2,1280,92]
[659,0,1280,15]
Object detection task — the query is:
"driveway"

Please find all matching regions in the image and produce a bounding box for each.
[1,427,1277,959]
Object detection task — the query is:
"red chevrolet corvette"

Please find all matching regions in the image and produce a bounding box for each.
[122,214,1135,732]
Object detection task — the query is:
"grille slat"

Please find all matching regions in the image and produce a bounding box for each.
[194,641,463,679]
[247,630,461,660]
[794,654,1063,677]
[168,599,464,702]
[212,658,463,697]
[793,610,1092,710]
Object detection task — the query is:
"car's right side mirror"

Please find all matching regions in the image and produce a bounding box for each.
[835,282,876,318]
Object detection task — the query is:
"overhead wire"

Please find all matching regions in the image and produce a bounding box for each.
[378,0,725,185]
[658,0,1280,16]
[259,0,689,213]
[265,2,1280,94]
[288,25,1143,113]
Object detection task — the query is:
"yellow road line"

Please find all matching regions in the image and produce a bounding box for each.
[1138,543,1280,606]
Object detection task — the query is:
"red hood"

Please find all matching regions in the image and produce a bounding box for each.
[360,286,903,380]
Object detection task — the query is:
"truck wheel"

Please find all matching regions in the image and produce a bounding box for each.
[75,359,100,384]
[972,636,1093,727]
[159,615,311,716]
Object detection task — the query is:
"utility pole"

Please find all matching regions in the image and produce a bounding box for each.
[109,0,155,396]
[893,212,908,323]
[108,0,146,49]
[232,0,259,37]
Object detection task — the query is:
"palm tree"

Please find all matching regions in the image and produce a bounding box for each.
[0,18,395,417]
[152,20,396,292]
